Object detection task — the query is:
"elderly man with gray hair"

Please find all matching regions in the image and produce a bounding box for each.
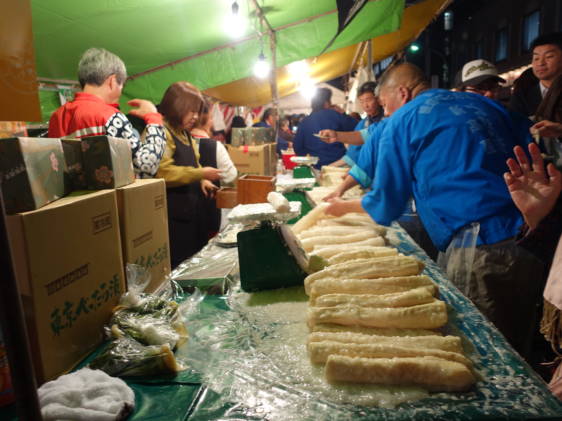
[48,47,166,178]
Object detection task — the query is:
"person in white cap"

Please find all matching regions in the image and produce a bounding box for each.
[456,59,505,100]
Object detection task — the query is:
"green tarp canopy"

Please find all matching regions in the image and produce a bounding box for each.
[32,0,404,119]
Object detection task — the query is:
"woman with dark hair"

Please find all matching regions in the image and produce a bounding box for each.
[156,81,222,267]
[227,115,246,144]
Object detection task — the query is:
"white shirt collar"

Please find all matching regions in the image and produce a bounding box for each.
[540,82,549,97]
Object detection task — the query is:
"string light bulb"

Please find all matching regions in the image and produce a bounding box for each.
[225,1,245,39]
[288,60,309,79]
[253,52,270,79]
[299,77,317,100]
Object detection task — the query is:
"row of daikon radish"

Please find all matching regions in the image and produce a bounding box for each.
[306,185,363,207]
[292,206,476,392]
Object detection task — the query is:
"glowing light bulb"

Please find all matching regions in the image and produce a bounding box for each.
[300,78,317,100]
[409,43,420,53]
[224,1,246,38]
[288,60,309,79]
[253,53,270,79]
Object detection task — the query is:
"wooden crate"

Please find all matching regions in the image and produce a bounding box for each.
[216,187,238,209]
[237,175,275,204]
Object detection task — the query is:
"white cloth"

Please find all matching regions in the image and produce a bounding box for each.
[38,367,135,421]
[216,141,237,184]
[544,234,562,310]
[211,103,226,131]
[192,134,237,184]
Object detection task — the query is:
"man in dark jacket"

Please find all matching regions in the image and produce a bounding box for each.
[294,87,357,168]
[509,32,562,117]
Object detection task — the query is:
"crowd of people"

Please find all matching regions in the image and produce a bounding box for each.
[45,31,562,396]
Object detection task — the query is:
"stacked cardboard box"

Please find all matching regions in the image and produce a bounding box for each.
[227,143,277,176]
[4,138,173,383]
[0,137,66,214]
[116,179,171,293]
[81,135,135,189]
[7,190,126,383]
[230,127,274,147]
[61,139,87,190]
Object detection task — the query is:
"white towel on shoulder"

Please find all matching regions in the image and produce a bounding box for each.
[38,367,135,421]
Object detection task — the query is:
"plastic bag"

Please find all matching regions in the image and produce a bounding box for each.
[170,242,239,294]
[89,264,203,378]
[437,222,480,295]
[89,337,181,377]
[108,301,186,350]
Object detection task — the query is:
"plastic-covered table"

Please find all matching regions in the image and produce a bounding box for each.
[4,224,562,421]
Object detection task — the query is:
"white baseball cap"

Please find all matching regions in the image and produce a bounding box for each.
[459,59,506,88]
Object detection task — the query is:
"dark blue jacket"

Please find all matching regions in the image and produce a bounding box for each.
[294,109,357,168]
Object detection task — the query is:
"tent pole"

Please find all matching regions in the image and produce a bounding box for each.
[348,41,367,77]
[250,0,279,133]
[367,40,373,80]
[269,31,279,107]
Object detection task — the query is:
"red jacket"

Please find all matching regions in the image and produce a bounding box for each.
[48,92,166,177]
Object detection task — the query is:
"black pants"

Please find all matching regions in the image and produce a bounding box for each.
[446,239,546,361]
[167,188,208,269]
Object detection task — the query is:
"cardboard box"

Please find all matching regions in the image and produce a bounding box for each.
[7,190,125,383]
[81,135,135,189]
[61,139,87,191]
[227,143,276,176]
[0,137,66,214]
[116,179,171,293]
[231,127,274,147]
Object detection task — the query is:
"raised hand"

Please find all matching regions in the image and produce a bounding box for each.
[504,143,562,229]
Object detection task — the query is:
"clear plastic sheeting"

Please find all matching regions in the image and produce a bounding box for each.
[89,337,180,377]
[214,223,246,248]
[87,266,204,378]
[180,224,562,421]
[227,202,302,223]
[170,242,239,292]
[290,156,319,166]
[275,177,317,193]
[437,222,480,295]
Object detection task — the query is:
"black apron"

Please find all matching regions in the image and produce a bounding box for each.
[166,131,207,267]
[197,137,221,234]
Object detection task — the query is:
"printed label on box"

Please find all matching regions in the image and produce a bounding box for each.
[133,230,153,248]
[44,263,89,296]
[92,212,112,234]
